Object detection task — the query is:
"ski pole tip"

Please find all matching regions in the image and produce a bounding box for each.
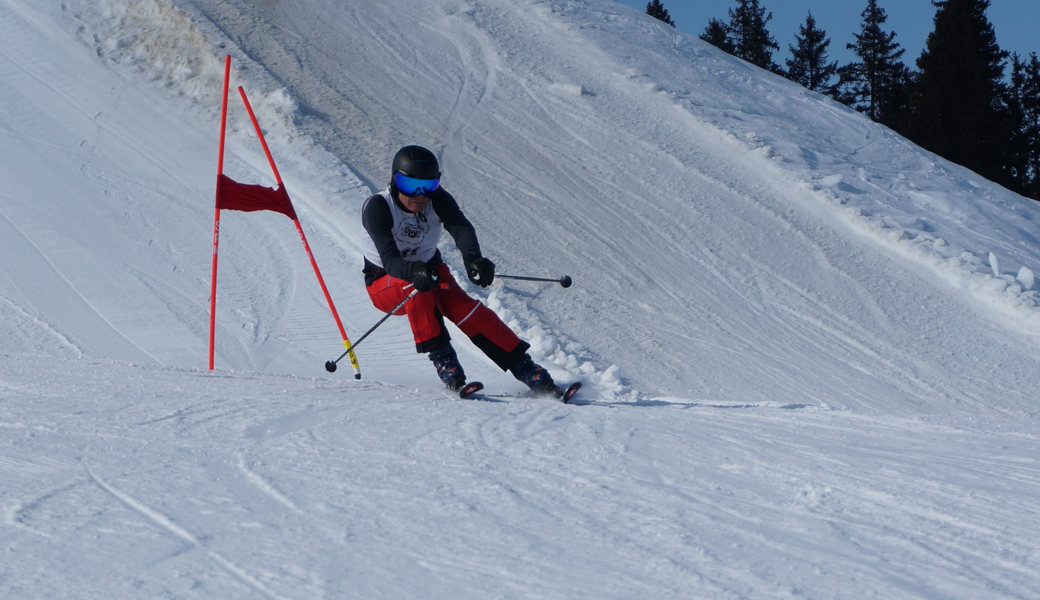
[325,360,338,373]
[560,275,572,288]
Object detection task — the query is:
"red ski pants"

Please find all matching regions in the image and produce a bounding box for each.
[365,263,529,370]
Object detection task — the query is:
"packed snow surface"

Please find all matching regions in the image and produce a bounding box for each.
[2,0,1039,598]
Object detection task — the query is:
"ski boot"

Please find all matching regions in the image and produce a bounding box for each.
[509,354,556,394]
[429,344,467,392]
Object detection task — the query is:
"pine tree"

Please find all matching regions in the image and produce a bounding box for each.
[645,0,675,27]
[909,0,1013,187]
[700,18,734,53]
[727,0,780,72]
[785,13,840,94]
[839,0,909,126]
[1009,53,1040,199]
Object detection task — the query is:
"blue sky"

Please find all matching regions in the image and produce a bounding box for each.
[617,0,1039,67]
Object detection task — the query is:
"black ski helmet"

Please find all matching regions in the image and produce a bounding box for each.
[392,145,441,180]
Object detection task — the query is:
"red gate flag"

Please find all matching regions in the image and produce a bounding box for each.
[215,174,297,219]
[208,55,360,377]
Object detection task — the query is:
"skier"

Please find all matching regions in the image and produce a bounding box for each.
[360,145,558,394]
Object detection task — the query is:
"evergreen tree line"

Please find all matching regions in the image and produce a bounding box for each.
[645,0,1040,201]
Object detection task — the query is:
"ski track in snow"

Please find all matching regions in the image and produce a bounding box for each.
[84,466,291,600]
[4,358,1039,598]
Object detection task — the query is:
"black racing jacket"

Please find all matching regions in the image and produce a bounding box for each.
[361,187,481,285]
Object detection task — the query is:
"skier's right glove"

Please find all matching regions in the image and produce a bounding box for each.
[410,262,439,293]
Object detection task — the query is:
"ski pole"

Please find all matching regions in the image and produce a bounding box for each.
[325,289,418,373]
[497,273,573,288]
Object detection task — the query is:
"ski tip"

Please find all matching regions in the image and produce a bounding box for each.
[458,381,484,399]
[559,382,582,403]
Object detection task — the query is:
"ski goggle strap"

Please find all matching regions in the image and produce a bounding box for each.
[394,173,440,196]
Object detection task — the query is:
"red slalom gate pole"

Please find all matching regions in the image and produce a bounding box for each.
[208,55,232,370]
[236,86,362,378]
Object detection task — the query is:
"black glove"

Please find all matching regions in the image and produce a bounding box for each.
[410,262,439,292]
[465,253,495,287]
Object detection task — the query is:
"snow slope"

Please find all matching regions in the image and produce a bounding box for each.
[2,0,1039,598]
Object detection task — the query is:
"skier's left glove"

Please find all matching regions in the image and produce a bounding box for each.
[465,253,495,287]
[410,262,440,293]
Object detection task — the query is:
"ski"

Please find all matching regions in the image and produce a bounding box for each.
[448,381,580,403]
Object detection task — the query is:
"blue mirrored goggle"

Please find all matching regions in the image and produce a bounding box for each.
[394,173,440,196]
